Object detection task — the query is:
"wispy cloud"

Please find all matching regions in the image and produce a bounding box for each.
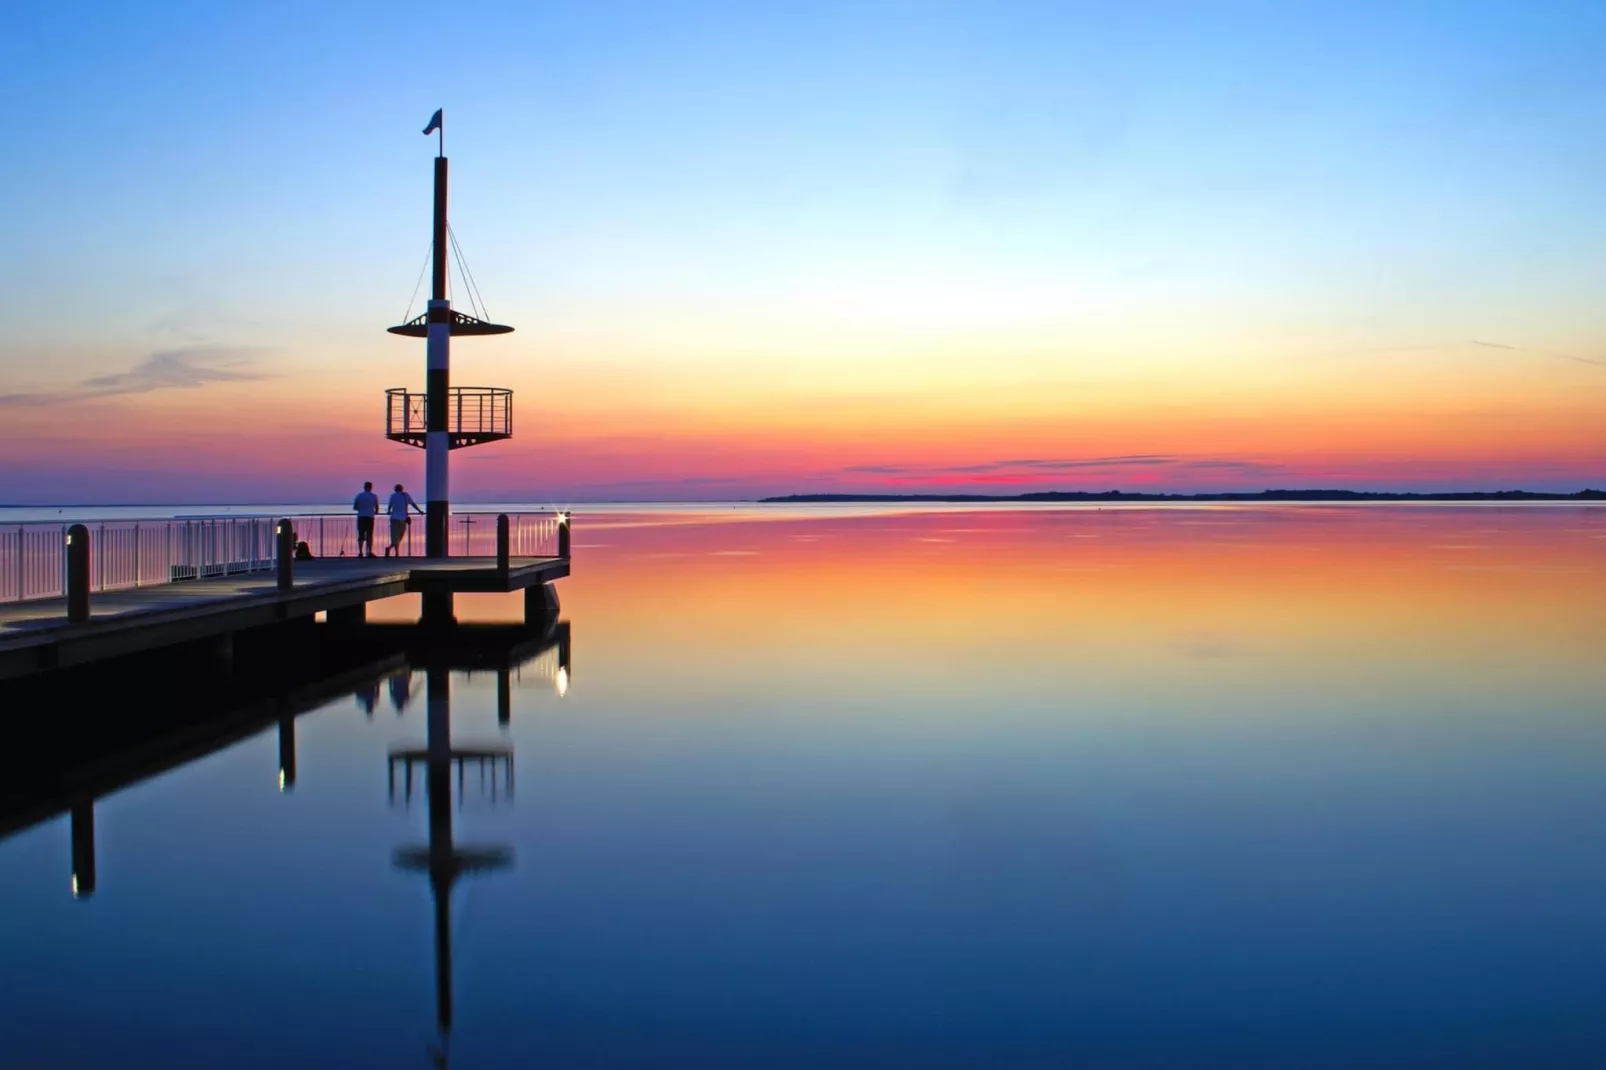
[843,455,1283,479]
[1468,340,1606,368]
[0,347,271,406]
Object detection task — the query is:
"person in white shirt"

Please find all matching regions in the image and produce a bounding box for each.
[352,481,380,558]
[386,483,423,557]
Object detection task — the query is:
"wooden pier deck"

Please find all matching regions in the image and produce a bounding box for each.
[0,556,568,681]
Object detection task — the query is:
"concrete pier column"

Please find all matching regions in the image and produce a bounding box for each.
[328,603,366,630]
[70,803,95,898]
[524,583,558,625]
[208,632,234,679]
[421,592,455,630]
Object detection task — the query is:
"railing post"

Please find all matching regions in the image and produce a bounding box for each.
[66,524,90,622]
[557,512,570,559]
[496,514,510,572]
[276,519,294,591]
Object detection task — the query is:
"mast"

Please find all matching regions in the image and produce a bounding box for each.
[385,110,515,582]
[425,119,451,558]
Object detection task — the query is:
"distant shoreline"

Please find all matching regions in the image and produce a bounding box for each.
[763,489,1606,504]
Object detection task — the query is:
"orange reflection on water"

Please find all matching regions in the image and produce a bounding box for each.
[545,505,1606,705]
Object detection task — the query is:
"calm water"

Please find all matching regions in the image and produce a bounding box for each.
[3,504,1605,1068]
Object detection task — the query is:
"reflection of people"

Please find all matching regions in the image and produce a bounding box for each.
[386,483,423,557]
[388,670,413,713]
[356,679,380,717]
[353,481,380,558]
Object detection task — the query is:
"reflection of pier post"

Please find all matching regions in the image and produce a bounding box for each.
[70,802,95,899]
[278,716,297,791]
[556,621,571,698]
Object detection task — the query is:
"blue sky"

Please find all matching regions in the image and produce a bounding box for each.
[1,0,1604,501]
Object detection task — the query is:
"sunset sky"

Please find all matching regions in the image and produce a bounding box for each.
[2,0,1604,503]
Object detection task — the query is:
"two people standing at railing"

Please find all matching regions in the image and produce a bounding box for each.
[353,481,423,557]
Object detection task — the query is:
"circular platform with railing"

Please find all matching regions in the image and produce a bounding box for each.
[385,386,512,449]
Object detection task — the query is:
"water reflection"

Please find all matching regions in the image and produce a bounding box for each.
[3,506,1606,1066]
[0,611,570,913]
[390,666,516,1067]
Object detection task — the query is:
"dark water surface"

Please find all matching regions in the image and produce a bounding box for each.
[3,505,1605,1068]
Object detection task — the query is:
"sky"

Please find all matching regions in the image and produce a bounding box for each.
[1,0,1604,503]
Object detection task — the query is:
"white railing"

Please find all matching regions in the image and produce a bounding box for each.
[281,511,562,560]
[0,518,277,604]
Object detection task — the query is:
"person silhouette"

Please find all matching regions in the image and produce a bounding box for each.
[353,481,380,558]
[386,483,424,557]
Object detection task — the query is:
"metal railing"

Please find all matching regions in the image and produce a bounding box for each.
[0,518,277,604]
[0,512,566,605]
[279,511,562,560]
[385,386,512,443]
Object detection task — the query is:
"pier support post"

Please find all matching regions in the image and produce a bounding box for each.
[66,524,90,623]
[276,519,294,591]
[70,802,95,898]
[328,603,366,630]
[497,667,511,727]
[421,592,454,630]
[524,583,558,625]
[496,514,510,572]
[208,633,234,679]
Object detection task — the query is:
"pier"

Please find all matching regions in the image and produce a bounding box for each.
[0,116,563,684]
[0,511,570,681]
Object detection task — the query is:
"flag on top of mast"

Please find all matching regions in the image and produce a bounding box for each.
[423,109,443,135]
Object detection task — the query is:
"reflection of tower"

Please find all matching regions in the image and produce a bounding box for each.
[390,668,513,1064]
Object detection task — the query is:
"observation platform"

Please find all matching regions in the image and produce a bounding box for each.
[0,555,569,683]
[385,386,511,449]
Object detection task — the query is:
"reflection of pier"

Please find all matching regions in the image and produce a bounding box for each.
[0,611,569,900]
